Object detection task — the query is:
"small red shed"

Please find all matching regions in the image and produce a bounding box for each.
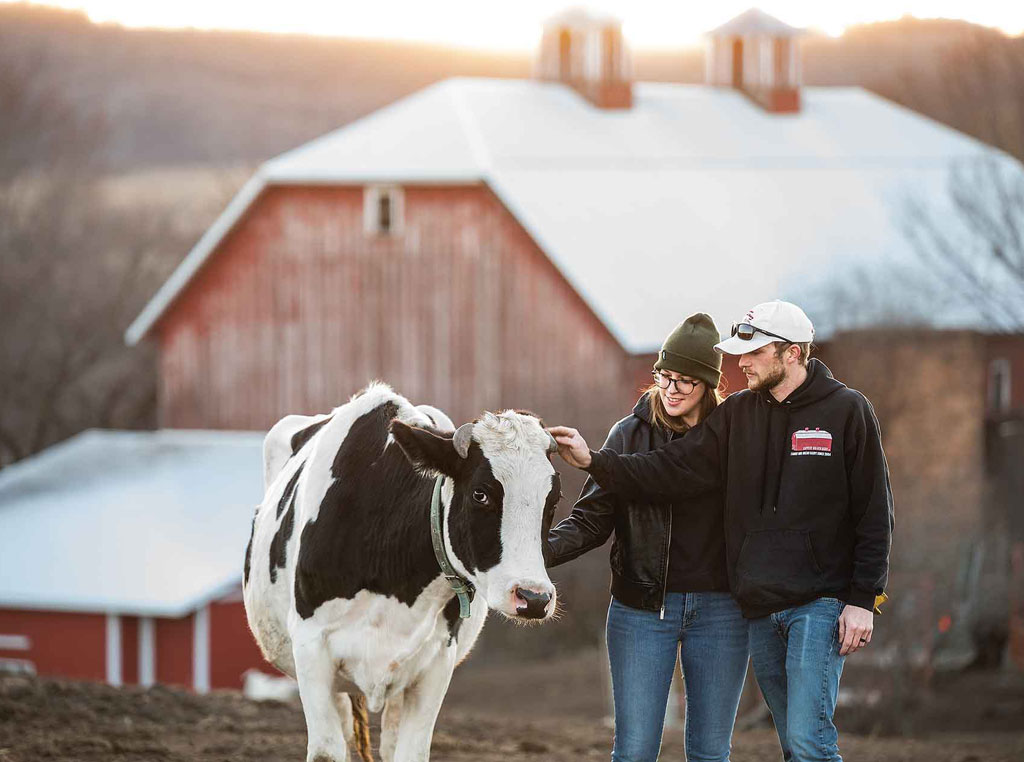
[0,430,270,692]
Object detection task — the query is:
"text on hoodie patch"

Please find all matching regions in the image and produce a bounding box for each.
[791,428,832,456]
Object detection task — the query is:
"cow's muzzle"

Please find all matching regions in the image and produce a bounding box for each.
[513,587,552,619]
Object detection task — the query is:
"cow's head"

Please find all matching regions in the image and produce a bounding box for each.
[390,411,559,621]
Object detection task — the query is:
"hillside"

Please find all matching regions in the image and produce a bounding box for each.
[3,4,1018,169]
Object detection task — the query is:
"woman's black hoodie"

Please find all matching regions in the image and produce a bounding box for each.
[586,358,894,618]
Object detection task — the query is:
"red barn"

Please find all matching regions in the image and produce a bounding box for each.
[124,8,995,437]
[0,430,268,691]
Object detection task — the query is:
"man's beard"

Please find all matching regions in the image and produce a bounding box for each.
[748,362,787,392]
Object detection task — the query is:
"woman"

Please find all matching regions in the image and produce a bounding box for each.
[546,313,749,762]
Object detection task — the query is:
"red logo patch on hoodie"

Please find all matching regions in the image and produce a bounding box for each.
[791,428,832,456]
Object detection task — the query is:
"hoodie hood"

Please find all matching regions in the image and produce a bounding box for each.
[760,358,846,410]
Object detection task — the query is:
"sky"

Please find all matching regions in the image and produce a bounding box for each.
[10,0,1024,50]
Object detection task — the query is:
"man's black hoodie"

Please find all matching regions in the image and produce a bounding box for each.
[586,358,894,618]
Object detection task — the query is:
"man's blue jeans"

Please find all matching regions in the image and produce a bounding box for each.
[748,597,847,762]
[606,592,750,762]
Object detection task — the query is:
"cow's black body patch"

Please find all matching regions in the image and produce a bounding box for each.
[442,596,463,644]
[291,416,333,456]
[244,512,257,586]
[270,488,298,584]
[277,462,305,519]
[295,402,448,619]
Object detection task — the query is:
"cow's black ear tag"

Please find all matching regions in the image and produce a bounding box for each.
[390,419,461,477]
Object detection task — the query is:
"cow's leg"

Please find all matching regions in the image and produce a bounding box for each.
[379,691,404,762]
[334,693,356,757]
[391,649,456,762]
[293,631,348,762]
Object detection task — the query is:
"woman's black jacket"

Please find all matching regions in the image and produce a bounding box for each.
[544,395,729,614]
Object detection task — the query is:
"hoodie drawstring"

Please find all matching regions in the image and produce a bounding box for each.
[772,406,791,513]
[759,399,791,515]
[759,403,772,515]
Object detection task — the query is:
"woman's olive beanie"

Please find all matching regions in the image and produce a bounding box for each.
[653,312,723,389]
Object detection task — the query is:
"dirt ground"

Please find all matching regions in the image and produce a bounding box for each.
[2,650,1023,762]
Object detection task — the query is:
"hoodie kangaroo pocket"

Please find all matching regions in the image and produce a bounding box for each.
[735,530,821,609]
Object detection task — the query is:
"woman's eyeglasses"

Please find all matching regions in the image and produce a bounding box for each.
[652,371,701,395]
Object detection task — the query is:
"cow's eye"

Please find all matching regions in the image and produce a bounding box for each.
[472,489,489,505]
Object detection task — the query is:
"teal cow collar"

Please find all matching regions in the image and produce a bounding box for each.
[430,475,475,618]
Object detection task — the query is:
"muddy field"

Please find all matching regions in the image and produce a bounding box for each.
[2,651,1023,762]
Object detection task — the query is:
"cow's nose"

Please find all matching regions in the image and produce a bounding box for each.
[514,587,552,619]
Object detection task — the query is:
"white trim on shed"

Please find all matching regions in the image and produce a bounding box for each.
[105,614,122,687]
[139,617,156,687]
[193,605,211,694]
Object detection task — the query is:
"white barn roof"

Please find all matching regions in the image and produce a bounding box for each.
[0,429,263,617]
[127,77,999,352]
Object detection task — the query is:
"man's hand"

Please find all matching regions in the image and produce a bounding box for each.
[837,604,873,656]
[547,426,592,469]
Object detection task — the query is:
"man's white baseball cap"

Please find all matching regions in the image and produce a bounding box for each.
[714,300,815,355]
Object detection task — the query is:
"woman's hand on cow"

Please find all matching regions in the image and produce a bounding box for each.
[547,426,592,469]
[837,604,873,656]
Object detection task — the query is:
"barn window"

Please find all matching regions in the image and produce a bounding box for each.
[988,358,1011,413]
[363,185,404,236]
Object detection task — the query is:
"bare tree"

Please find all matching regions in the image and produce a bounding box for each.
[0,46,163,468]
[870,29,1024,164]
[857,28,1024,331]
[901,157,1024,331]
[799,154,1024,337]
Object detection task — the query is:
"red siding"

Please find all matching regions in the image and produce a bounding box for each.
[155,615,193,688]
[151,183,761,517]
[155,185,630,444]
[121,616,139,685]
[0,609,105,681]
[209,599,275,689]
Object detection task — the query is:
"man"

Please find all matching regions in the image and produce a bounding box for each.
[550,300,893,762]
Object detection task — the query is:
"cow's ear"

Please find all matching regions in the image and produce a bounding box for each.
[390,420,460,477]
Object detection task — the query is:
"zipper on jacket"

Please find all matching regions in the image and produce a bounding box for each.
[659,427,676,620]
[659,507,672,619]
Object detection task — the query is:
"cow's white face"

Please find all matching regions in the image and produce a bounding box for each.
[391,411,559,621]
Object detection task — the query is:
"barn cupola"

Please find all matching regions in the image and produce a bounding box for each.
[706,8,803,114]
[536,8,633,109]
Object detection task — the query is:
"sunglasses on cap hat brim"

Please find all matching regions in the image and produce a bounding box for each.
[730,322,795,344]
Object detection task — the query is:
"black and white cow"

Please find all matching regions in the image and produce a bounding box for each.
[243,383,560,762]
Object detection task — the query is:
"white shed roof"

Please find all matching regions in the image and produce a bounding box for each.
[0,429,264,617]
[126,77,999,352]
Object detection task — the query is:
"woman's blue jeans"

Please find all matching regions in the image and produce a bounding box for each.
[748,597,847,762]
[606,592,750,762]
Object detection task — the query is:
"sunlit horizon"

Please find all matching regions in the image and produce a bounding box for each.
[5,1,1024,51]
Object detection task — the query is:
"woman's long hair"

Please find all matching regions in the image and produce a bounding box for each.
[644,376,724,435]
